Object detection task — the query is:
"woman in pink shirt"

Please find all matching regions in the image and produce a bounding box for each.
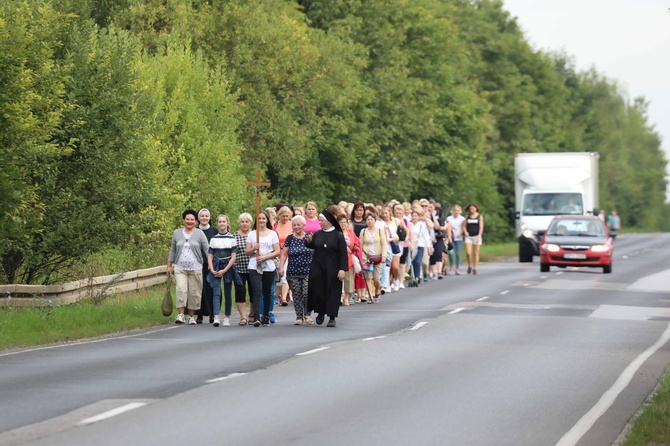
[303,201,321,234]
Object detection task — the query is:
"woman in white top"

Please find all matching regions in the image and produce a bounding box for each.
[410,206,432,286]
[380,206,401,292]
[446,204,466,275]
[245,210,280,327]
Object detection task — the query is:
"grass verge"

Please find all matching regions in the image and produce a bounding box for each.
[622,367,670,445]
[478,241,517,262]
[0,288,171,351]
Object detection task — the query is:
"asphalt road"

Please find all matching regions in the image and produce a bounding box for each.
[1,233,669,446]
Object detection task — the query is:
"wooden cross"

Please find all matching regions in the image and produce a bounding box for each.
[246,169,271,244]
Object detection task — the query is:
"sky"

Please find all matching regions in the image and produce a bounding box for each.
[501,0,670,197]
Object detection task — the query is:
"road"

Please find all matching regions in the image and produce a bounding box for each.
[1,233,669,446]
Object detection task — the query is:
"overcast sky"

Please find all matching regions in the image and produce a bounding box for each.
[502,0,670,190]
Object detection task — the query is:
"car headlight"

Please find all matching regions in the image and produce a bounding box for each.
[590,245,610,252]
[523,229,535,238]
[541,244,560,252]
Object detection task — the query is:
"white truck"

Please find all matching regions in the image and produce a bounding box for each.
[512,152,599,262]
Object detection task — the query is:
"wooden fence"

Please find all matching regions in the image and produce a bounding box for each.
[0,266,168,308]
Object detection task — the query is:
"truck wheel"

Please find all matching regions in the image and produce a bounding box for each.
[519,245,533,263]
[540,263,550,273]
[603,264,612,274]
[519,252,533,263]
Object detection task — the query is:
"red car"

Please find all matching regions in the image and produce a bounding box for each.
[539,216,613,273]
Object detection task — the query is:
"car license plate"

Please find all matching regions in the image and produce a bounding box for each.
[564,253,586,259]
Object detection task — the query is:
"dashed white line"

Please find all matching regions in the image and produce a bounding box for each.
[296,347,330,356]
[410,322,428,331]
[448,308,466,315]
[205,372,246,384]
[500,290,510,295]
[540,275,548,279]
[80,402,147,425]
[476,296,490,302]
[556,271,563,275]
[556,322,670,446]
[362,336,386,341]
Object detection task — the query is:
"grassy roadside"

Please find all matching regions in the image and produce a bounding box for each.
[621,367,670,445]
[478,241,517,262]
[0,288,171,351]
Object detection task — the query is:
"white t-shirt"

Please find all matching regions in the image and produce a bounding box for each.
[247,230,279,272]
[447,215,466,241]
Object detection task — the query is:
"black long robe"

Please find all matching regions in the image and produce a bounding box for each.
[306,229,348,318]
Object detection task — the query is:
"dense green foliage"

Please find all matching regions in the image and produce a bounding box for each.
[1,0,667,283]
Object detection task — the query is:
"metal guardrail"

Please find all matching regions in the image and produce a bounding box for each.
[0,266,168,307]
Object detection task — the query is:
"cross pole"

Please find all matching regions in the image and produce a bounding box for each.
[245,169,271,244]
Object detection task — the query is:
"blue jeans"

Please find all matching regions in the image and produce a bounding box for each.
[380,245,392,288]
[208,274,232,316]
[448,240,463,269]
[411,247,425,280]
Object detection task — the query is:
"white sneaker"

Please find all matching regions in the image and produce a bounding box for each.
[188,316,197,325]
[383,287,392,294]
[222,317,231,327]
[399,283,405,289]
[175,313,185,324]
[213,315,220,327]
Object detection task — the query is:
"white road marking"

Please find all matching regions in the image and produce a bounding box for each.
[556,322,670,446]
[540,275,548,279]
[476,296,490,302]
[500,290,510,295]
[362,336,386,341]
[0,326,180,358]
[448,308,466,315]
[556,271,563,275]
[296,347,330,356]
[409,322,428,331]
[205,372,246,384]
[627,268,670,293]
[80,402,147,425]
[622,255,628,259]
[589,305,670,321]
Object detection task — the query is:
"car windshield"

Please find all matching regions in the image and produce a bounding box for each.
[522,193,584,216]
[547,219,605,237]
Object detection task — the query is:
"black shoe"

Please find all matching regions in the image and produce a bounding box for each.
[209,315,214,324]
[253,315,261,327]
[196,316,203,325]
[327,318,336,327]
[316,314,325,325]
[261,316,270,327]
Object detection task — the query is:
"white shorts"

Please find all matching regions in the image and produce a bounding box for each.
[464,236,482,246]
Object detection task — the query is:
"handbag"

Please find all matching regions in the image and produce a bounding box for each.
[368,254,383,264]
[161,277,174,317]
[352,255,362,273]
[390,241,401,254]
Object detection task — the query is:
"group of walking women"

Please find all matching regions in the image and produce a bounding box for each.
[166,199,484,328]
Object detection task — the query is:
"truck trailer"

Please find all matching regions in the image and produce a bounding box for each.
[513,152,599,262]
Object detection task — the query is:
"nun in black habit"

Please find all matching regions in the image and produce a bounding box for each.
[306,205,348,327]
